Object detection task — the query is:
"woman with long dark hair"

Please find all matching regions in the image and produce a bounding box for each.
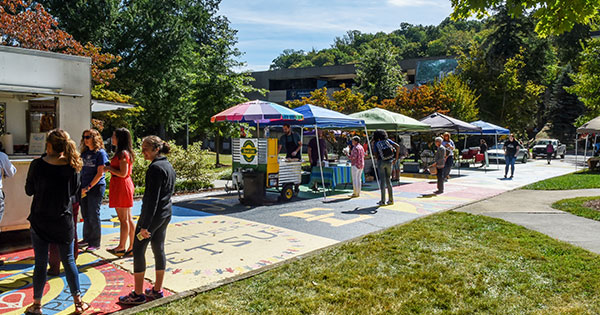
[105,128,135,256]
[25,129,89,314]
[119,136,175,305]
[79,129,108,251]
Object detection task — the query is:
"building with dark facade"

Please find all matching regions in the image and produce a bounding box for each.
[247,56,458,103]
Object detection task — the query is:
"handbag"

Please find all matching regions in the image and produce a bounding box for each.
[428,163,437,175]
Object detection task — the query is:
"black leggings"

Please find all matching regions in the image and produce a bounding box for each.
[132,217,170,273]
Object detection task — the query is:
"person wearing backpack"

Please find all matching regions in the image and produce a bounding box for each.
[373,129,400,206]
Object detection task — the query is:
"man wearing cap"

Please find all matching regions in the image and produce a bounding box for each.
[347,136,365,198]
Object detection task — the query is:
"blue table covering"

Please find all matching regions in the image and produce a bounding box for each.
[309,165,365,190]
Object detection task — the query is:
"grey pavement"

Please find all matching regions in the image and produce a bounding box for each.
[457,189,600,254]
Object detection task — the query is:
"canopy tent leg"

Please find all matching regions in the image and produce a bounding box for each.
[584,135,589,169]
[315,125,327,201]
[300,127,304,157]
[575,133,578,171]
[364,126,380,192]
[495,133,499,169]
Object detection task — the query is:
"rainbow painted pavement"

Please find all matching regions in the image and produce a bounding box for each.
[0,159,576,313]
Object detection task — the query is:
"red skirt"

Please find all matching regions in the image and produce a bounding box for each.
[109,175,134,208]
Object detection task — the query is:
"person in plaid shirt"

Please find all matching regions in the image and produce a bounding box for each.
[347,136,365,198]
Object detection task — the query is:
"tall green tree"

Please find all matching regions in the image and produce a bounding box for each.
[41,0,255,141]
[355,43,407,101]
[450,0,600,36]
[567,39,600,124]
[547,65,585,142]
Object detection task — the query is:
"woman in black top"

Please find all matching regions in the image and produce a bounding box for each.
[24,129,89,315]
[119,135,176,305]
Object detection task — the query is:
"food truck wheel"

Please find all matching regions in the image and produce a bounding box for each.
[281,184,294,201]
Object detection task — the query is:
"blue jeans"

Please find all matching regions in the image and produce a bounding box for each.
[31,228,81,299]
[505,155,516,177]
[443,155,453,179]
[377,160,393,203]
[81,184,105,247]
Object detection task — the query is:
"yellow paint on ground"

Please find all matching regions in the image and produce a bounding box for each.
[95,216,337,293]
[281,207,372,227]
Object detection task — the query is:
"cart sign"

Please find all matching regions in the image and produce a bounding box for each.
[240,139,259,165]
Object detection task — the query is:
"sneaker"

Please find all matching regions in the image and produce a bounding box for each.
[77,240,88,247]
[434,190,443,194]
[144,288,164,300]
[387,200,394,205]
[348,194,359,198]
[377,200,386,206]
[86,246,99,252]
[119,291,146,305]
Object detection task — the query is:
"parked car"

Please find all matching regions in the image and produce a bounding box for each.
[531,139,566,159]
[486,143,528,163]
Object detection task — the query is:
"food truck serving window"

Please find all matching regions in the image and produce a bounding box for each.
[28,98,57,135]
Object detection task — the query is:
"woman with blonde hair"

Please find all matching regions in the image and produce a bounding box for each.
[119,136,175,305]
[105,128,135,256]
[25,129,89,314]
[79,129,109,251]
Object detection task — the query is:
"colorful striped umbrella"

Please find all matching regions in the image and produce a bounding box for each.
[210,100,303,123]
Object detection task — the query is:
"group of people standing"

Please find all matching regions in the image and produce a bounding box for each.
[23,128,176,314]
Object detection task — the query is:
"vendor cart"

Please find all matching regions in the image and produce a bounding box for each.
[211,100,304,205]
[231,138,302,203]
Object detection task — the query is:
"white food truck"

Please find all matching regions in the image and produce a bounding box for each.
[0,46,92,232]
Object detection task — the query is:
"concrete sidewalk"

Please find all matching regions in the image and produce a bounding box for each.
[457,189,600,254]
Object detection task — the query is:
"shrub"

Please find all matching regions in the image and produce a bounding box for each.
[130,140,215,191]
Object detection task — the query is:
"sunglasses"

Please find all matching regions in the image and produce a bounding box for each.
[83,135,92,139]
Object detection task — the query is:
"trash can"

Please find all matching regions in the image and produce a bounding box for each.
[241,170,265,205]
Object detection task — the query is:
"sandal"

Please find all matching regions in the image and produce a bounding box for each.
[25,302,42,315]
[74,301,90,314]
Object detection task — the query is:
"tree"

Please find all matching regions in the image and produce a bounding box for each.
[547,65,585,142]
[270,49,308,70]
[285,84,377,114]
[355,43,407,101]
[0,0,121,86]
[450,0,600,36]
[380,75,478,122]
[567,39,600,124]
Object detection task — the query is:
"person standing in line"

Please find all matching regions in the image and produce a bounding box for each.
[105,128,135,257]
[373,130,400,206]
[479,139,488,168]
[441,132,455,181]
[79,129,108,252]
[504,134,520,179]
[0,147,16,266]
[347,136,365,198]
[278,124,302,159]
[119,136,175,305]
[546,142,554,164]
[24,129,89,315]
[432,137,447,194]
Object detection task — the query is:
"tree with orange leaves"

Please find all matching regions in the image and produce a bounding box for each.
[0,0,121,87]
[381,75,479,122]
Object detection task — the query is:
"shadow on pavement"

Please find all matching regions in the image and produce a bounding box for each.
[342,206,379,215]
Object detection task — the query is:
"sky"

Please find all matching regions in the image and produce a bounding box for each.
[218,0,455,72]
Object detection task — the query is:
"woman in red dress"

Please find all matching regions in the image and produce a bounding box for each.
[105,128,135,256]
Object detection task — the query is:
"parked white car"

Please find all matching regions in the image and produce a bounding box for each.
[531,139,566,159]
[486,143,528,163]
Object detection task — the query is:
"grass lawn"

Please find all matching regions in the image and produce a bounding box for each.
[143,211,600,314]
[553,196,600,222]
[522,169,600,190]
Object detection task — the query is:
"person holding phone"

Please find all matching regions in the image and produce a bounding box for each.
[119,136,175,305]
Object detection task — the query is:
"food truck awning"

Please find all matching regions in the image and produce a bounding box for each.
[91,99,135,112]
[0,83,83,98]
[349,108,430,132]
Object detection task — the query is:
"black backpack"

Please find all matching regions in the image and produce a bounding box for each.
[376,140,396,161]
